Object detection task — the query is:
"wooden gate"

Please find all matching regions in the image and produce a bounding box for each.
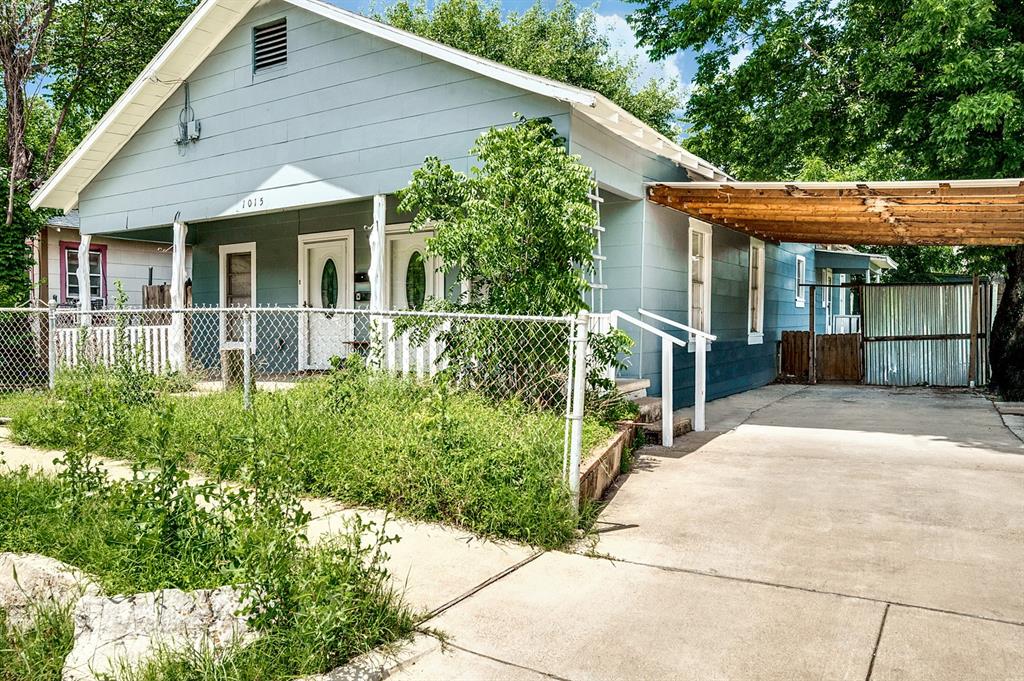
[781,331,863,383]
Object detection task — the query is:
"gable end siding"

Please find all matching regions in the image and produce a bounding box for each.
[77,0,570,234]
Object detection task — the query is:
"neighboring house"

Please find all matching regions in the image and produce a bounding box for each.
[30,0,863,408]
[30,211,193,308]
[814,245,897,333]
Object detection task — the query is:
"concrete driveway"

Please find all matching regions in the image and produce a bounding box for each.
[393,385,1024,680]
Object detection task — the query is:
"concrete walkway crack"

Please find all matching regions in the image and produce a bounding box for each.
[418,550,545,624]
[441,642,576,681]
[865,603,890,681]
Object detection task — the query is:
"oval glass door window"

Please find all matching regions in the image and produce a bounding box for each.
[320,258,338,308]
[406,251,427,310]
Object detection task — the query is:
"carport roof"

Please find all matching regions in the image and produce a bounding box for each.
[647,179,1024,246]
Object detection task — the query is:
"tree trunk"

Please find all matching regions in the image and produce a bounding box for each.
[989,245,1024,400]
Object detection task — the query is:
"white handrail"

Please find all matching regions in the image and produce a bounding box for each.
[607,309,712,439]
[607,311,688,348]
[638,308,717,342]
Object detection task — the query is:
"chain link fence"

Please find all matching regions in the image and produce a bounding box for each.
[1,305,591,501]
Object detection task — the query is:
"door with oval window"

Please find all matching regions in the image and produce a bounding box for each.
[385,231,443,310]
[299,232,352,370]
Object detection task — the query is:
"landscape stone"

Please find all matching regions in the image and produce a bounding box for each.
[62,585,258,681]
[0,553,101,630]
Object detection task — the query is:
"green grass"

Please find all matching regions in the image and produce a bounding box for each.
[0,604,75,681]
[8,362,613,548]
[0,467,414,681]
[0,390,44,420]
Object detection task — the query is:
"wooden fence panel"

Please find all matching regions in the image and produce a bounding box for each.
[816,333,863,382]
[781,331,811,381]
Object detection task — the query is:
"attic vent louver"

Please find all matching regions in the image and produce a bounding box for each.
[253,18,287,72]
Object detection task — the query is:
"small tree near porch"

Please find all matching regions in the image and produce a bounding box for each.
[397,116,598,317]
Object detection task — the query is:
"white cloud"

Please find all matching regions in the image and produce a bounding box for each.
[593,13,684,89]
[729,46,752,70]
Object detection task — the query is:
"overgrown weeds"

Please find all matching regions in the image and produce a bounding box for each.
[10,355,612,547]
[0,410,413,680]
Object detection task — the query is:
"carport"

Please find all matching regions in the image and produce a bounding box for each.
[647,179,1024,388]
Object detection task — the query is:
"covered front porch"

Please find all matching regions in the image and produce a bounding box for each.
[63,193,458,378]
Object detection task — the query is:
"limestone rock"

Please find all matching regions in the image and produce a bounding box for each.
[62,586,258,681]
[0,553,101,630]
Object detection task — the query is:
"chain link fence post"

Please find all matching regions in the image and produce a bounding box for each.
[568,309,589,511]
[242,307,252,410]
[47,301,58,390]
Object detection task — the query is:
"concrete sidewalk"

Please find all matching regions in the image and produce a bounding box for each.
[0,427,535,618]
[6,386,1023,680]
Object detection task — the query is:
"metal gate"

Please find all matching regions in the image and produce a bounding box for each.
[862,281,992,387]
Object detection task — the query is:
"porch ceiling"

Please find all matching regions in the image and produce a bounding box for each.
[647,179,1024,246]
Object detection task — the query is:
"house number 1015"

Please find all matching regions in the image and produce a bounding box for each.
[241,196,264,210]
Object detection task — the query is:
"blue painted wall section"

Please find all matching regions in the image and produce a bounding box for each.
[635,201,820,409]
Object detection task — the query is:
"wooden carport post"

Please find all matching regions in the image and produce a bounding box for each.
[968,275,980,388]
[808,284,817,384]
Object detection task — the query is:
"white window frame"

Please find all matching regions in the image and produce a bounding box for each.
[65,247,104,303]
[795,255,807,308]
[219,242,256,348]
[687,220,713,345]
[747,237,765,345]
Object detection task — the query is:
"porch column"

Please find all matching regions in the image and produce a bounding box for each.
[77,235,92,325]
[368,194,386,312]
[169,219,188,370]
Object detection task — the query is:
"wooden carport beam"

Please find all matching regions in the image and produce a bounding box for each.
[646,179,1024,247]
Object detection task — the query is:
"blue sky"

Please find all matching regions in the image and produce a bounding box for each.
[326,0,701,90]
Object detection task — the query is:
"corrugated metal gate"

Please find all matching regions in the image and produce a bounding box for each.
[862,282,992,387]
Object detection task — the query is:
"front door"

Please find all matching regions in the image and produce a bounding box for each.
[386,231,443,310]
[299,232,352,370]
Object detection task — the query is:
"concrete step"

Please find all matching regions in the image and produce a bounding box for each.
[631,396,662,424]
[640,413,693,445]
[616,377,650,400]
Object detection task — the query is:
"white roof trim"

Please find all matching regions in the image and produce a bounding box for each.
[33,0,726,211]
[31,0,258,211]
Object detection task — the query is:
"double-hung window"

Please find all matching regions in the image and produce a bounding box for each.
[688,221,713,337]
[748,237,765,344]
[62,243,106,305]
[795,255,807,308]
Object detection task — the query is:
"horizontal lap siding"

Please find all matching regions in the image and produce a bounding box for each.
[638,202,820,408]
[78,0,569,233]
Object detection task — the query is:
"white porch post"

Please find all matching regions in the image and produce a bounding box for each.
[77,235,92,325]
[169,219,188,370]
[367,194,387,367]
[368,194,386,312]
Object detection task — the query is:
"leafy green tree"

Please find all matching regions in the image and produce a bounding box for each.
[629,0,1024,397]
[379,0,682,137]
[398,116,597,316]
[0,0,197,303]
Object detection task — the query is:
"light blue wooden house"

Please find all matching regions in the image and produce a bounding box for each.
[31,0,837,410]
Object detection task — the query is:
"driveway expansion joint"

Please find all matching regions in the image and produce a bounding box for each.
[601,555,1024,629]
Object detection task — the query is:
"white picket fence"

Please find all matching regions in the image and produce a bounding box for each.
[55,324,172,374]
[378,318,448,377]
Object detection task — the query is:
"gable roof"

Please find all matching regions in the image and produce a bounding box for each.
[31,0,729,212]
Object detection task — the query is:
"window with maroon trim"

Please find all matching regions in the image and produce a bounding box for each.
[60,242,107,304]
